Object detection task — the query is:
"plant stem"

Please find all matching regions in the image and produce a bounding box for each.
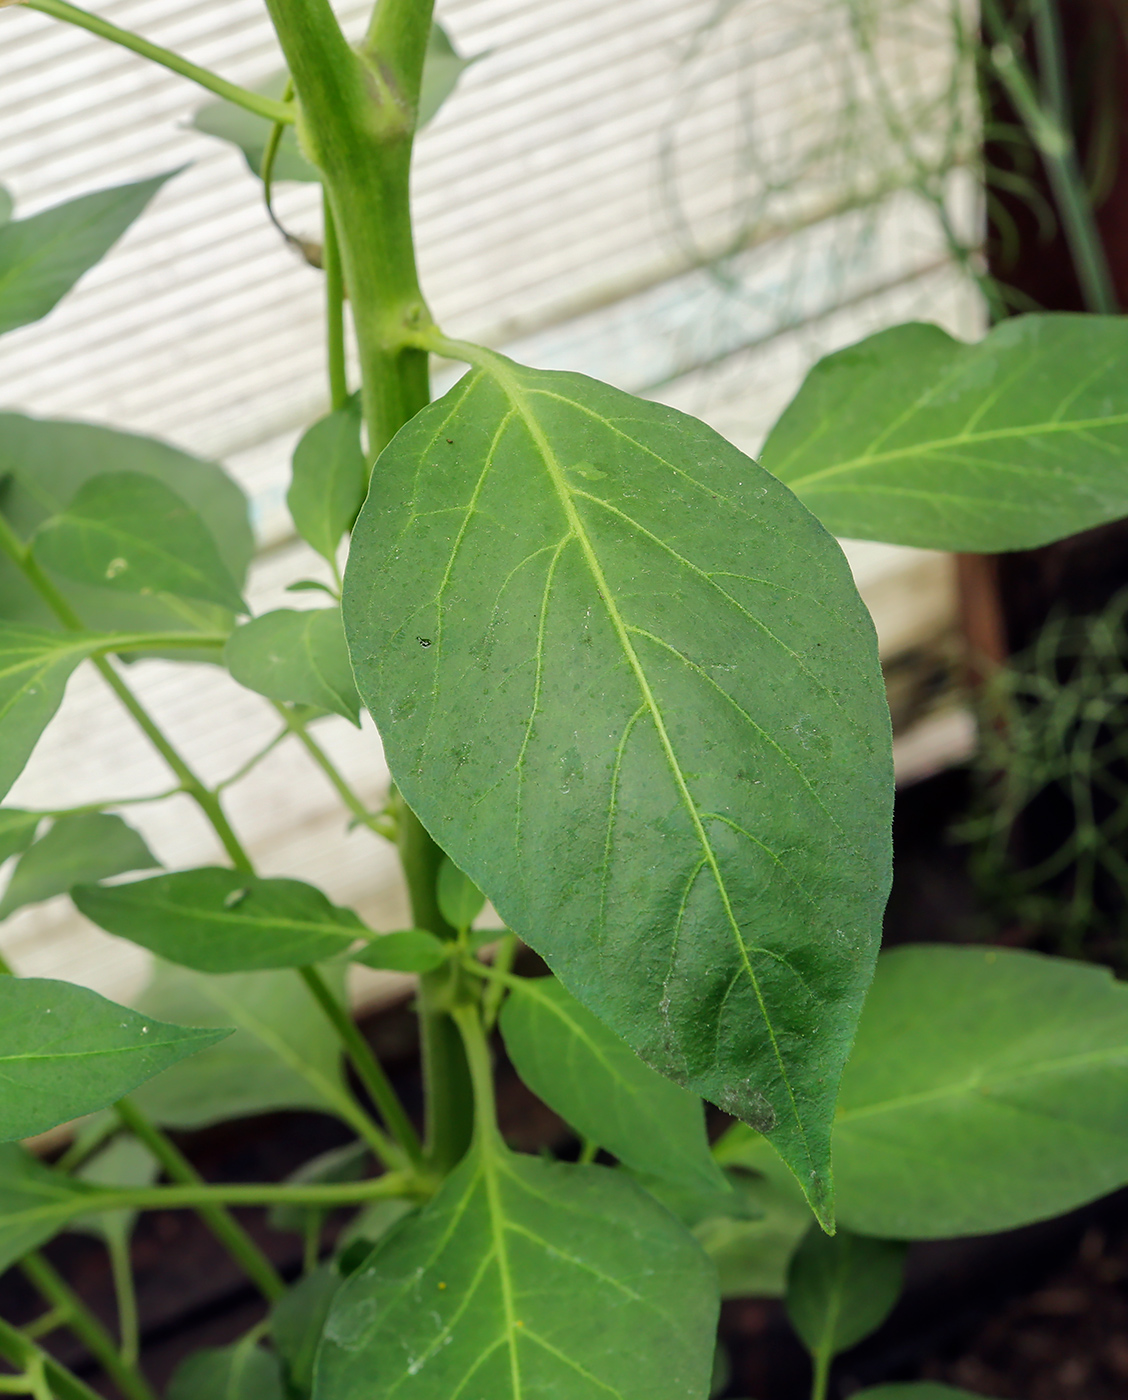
[21,0,293,123]
[323,192,349,413]
[480,933,518,1031]
[114,1100,285,1302]
[106,1234,140,1369]
[0,1316,103,1400]
[810,1344,832,1400]
[19,1254,156,1400]
[451,1004,500,1146]
[275,706,394,839]
[297,967,423,1170]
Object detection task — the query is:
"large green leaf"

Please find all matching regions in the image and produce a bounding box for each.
[0,414,251,644]
[0,810,39,866]
[763,315,1128,551]
[191,24,470,183]
[225,609,361,724]
[0,977,228,1142]
[499,976,726,1193]
[73,868,366,973]
[315,1140,718,1400]
[723,946,1128,1239]
[168,1341,286,1400]
[0,812,158,920]
[785,1225,905,1367]
[0,1145,91,1275]
[287,402,368,563]
[0,174,172,336]
[33,472,246,613]
[128,960,348,1128]
[343,354,892,1221]
[0,625,146,801]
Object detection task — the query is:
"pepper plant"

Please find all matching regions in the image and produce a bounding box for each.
[1,3,1128,1399]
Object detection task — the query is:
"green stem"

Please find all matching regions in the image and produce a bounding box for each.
[114,1100,285,1302]
[984,0,1118,313]
[810,1345,832,1400]
[107,1233,139,1369]
[480,934,518,1031]
[21,1307,67,1342]
[276,706,395,839]
[21,0,293,123]
[0,1316,103,1400]
[323,192,349,413]
[19,1254,156,1400]
[451,1004,500,1145]
[297,967,423,1170]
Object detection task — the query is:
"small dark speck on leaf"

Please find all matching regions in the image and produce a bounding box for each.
[446,438,453,444]
[417,637,433,648]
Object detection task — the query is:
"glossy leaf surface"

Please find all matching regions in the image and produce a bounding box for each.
[344,355,892,1219]
[225,609,361,724]
[315,1144,718,1400]
[0,414,251,642]
[73,868,366,973]
[0,1146,90,1274]
[129,961,347,1128]
[34,472,246,613]
[499,976,726,1192]
[0,812,158,919]
[350,930,447,973]
[0,977,227,1142]
[785,1225,905,1361]
[287,401,368,562]
[168,1342,285,1400]
[0,626,142,801]
[0,174,171,335]
[764,315,1128,551]
[833,945,1128,1237]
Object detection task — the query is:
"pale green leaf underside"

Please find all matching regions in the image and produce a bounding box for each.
[764,315,1128,551]
[499,976,725,1194]
[315,1143,718,1400]
[0,977,228,1142]
[73,868,366,974]
[225,608,361,724]
[343,354,892,1218]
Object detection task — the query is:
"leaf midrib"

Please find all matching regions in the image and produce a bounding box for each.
[475,354,810,1168]
[784,412,1128,492]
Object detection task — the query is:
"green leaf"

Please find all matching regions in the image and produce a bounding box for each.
[832,945,1128,1238]
[0,188,13,227]
[0,415,251,647]
[267,1141,368,1234]
[192,73,320,184]
[499,976,726,1193]
[350,930,447,973]
[168,1341,285,1400]
[342,354,892,1223]
[0,173,173,336]
[0,810,39,866]
[191,24,468,184]
[128,960,348,1129]
[34,472,246,613]
[435,857,485,932]
[785,1224,905,1366]
[225,609,361,724]
[271,1265,341,1395]
[763,315,1128,552]
[0,625,118,801]
[70,1135,158,1245]
[694,1171,812,1299]
[0,977,228,1141]
[0,1145,91,1273]
[852,1388,994,1400]
[418,22,473,128]
[0,812,159,920]
[316,1142,718,1400]
[72,868,366,973]
[287,401,368,563]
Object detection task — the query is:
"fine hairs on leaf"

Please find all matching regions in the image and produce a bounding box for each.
[0,2,1126,1398]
